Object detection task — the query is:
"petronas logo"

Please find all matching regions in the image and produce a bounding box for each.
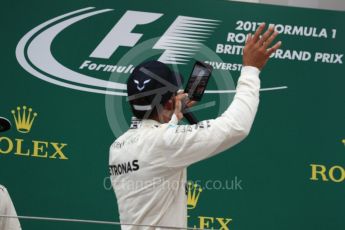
[11,106,38,133]
[187,182,203,209]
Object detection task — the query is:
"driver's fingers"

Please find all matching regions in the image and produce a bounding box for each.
[174,99,182,112]
[175,93,188,101]
[267,41,282,56]
[245,33,252,45]
[252,23,266,43]
[258,25,275,46]
[263,30,279,48]
[186,101,197,108]
[175,93,188,110]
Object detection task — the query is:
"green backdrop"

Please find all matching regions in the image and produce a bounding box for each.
[1,0,344,229]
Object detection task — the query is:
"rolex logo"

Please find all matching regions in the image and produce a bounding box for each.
[187,182,202,209]
[0,105,69,160]
[187,180,233,229]
[11,106,38,133]
[342,139,345,146]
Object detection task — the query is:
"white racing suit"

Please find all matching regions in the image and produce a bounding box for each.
[109,66,260,229]
[0,185,21,230]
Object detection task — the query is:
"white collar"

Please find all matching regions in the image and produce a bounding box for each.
[130,114,179,129]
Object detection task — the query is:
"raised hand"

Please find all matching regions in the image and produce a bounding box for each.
[243,23,282,70]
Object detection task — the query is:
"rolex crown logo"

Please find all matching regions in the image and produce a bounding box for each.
[187,182,202,209]
[11,106,38,133]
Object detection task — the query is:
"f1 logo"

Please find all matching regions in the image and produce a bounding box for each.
[89,10,220,64]
[90,11,163,59]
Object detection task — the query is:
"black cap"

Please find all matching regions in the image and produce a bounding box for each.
[0,117,11,132]
[127,60,183,112]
